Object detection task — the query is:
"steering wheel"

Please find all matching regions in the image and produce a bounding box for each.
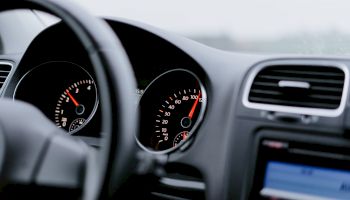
[0,0,138,199]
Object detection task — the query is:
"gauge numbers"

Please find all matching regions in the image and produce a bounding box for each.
[138,69,207,153]
[55,79,98,134]
[152,88,203,150]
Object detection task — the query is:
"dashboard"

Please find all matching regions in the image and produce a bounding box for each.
[2,20,210,150]
[2,14,350,200]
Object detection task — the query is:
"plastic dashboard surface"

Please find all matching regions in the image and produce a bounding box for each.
[1,17,350,200]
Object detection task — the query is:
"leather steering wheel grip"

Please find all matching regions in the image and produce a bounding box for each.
[0,0,138,199]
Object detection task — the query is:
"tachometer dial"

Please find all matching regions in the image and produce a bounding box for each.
[14,61,100,136]
[138,69,207,153]
[55,79,98,134]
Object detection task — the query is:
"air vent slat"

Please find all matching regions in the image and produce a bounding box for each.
[309,94,341,101]
[250,89,281,95]
[270,69,344,77]
[0,73,9,77]
[249,97,338,109]
[0,62,12,90]
[248,65,345,110]
[258,75,343,85]
[253,83,343,94]
[251,86,342,95]
[311,86,343,93]
[253,81,277,87]
[249,92,340,104]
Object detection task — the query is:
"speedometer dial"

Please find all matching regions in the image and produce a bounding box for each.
[152,88,202,150]
[138,69,207,153]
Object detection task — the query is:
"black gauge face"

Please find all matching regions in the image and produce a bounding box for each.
[14,61,99,135]
[55,79,98,134]
[138,69,207,152]
[152,88,202,150]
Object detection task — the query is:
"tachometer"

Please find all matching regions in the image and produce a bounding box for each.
[14,61,99,136]
[138,69,207,153]
[55,79,98,134]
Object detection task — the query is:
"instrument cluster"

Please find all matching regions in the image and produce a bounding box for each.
[13,58,207,154]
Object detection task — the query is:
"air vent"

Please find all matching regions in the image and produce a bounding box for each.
[244,62,349,117]
[0,62,12,90]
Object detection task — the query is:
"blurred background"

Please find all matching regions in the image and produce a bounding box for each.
[2,0,350,55]
[71,0,350,55]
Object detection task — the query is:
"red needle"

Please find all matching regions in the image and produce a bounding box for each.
[182,132,187,140]
[188,91,201,119]
[66,89,79,107]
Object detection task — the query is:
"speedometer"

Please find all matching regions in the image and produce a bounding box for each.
[152,88,202,150]
[137,69,207,153]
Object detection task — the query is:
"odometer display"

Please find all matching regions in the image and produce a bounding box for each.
[138,69,207,153]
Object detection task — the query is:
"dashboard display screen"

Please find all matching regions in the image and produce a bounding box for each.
[261,161,350,200]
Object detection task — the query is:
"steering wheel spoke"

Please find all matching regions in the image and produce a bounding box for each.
[0,100,88,190]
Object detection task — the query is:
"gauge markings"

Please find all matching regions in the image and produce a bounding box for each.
[136,69,208,153]
[54,79,97,134]
[150,88,202,151]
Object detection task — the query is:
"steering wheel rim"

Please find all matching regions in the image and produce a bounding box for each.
[1,0,138,199]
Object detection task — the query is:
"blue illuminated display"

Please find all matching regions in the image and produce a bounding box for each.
[261,161,350,200]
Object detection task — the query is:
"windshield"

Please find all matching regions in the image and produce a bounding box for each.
[0,10,46,54]
[76,0,350,55]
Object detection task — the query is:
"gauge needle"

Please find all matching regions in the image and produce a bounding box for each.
[188,91,201,119]
[66,89,79,107]
[182,132,187,140]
